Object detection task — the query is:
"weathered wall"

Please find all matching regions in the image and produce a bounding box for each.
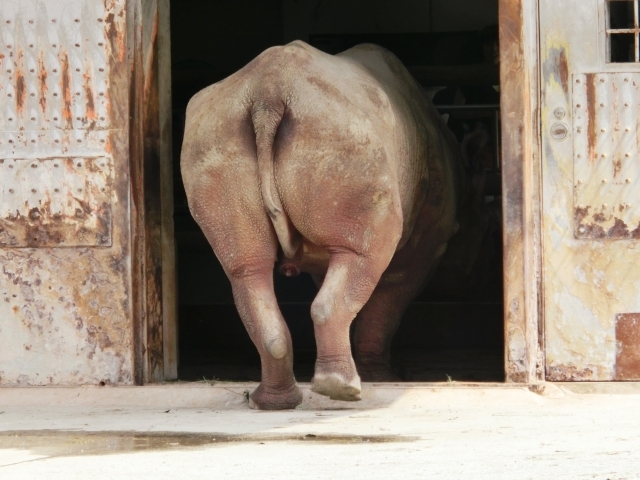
[0,0,133,385]
[541,0,640,380]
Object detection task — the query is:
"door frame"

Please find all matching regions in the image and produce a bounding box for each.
[131,0,544,384]
[129,0,177,384]
[499,0,544,383]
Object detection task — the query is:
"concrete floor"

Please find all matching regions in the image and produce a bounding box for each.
[0,382,639,479]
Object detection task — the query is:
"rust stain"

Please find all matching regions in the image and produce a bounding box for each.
[104,11,125,63]
[38,53,47,113]
[15,51,26,113]
[612,81,620,136]
[546,365,594,381]
[575,205,605,238]
[613,157,622,179]
[585,73,597,161]
[60,53,73,129]
[0,159,112,247]
[608,218,629,237]
[104,2,128,135]
[557,50,569,94]
[575,207,640,239]
[105,13,117,44]
[615,313,640,380]
[84,74,96,123]
[0,247,132,385]
[574,205,589,224]
[0,213,107,248]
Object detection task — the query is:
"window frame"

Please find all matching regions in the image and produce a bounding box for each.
[606,0,640,62]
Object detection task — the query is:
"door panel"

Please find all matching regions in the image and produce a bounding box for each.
[541,0,640,380]
[0,0,133,385]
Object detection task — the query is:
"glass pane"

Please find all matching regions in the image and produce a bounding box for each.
[610,33,636,62]
[609,0,635,29]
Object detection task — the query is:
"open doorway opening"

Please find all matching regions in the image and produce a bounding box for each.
[170,0,504,383]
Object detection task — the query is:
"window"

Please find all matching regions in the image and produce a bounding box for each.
[607,0,640,62]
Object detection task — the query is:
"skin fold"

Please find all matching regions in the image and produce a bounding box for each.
[181,41,494,410]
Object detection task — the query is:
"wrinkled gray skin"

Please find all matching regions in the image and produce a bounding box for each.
[181,41,489,410]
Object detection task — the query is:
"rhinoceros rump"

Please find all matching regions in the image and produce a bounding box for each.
[181,41,484,410]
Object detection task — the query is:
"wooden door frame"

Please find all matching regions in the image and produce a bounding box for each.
[129,0,544,385]
[499,0,544,383]
[129,0,177,384]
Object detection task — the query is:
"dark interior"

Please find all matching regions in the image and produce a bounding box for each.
[171,0,504,383]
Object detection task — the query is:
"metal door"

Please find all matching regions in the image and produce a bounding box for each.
[0,0,133,385]
[541,0,640,380]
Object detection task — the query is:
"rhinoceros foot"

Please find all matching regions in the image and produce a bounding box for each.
[249,382,303,410]
[311,372,362,401]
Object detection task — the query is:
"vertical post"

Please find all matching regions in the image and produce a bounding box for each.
[129,0,176,383]
[499,0,543,383]
[158,0,178,380]
[129,0,146,384]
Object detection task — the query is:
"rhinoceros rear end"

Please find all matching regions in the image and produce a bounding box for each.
[181,41,461,409]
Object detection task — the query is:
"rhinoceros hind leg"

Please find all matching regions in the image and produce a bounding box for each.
[228,268,301,410]
[310,248,395,401]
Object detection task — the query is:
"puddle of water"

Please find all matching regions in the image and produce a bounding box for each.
[0,430,416,460]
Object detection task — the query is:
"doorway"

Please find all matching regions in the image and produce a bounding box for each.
[169,0,505,383]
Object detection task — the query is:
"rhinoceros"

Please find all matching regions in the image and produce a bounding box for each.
[181,41,497,410]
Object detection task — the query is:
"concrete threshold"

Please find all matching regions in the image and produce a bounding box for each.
[0,382,531,409]
[1,381,638,410]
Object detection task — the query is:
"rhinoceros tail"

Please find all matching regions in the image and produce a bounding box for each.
[251,100,301,259]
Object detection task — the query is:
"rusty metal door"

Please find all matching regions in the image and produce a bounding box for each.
[541,0,640,380]
[0,0,133,385]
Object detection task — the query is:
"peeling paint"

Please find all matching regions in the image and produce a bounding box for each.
[0,248,131,385]
[0,157,113,247]
[546,364,595,381]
